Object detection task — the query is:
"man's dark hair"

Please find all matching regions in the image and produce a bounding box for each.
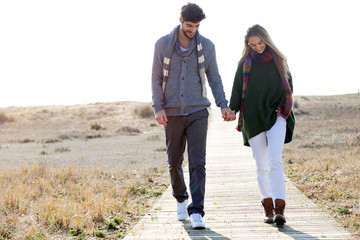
[180,3,206,23]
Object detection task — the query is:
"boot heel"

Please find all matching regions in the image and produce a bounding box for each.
[274,214,286,225]
[274,199,286,226]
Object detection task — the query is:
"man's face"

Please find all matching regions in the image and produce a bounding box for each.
[180,20,200,39]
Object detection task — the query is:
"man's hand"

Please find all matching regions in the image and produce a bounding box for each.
[221,107,236,121]
[155,110,168,126]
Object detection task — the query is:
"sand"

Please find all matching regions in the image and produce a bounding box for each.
[0,101,168,171]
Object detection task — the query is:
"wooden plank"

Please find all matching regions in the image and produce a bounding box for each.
[125,109,354,240]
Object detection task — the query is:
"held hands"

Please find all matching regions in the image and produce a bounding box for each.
[221,107,236,121]
[156,108,235,125]
[155,110,168,126]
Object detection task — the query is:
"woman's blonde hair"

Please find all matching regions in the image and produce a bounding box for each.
[239,24,290,79]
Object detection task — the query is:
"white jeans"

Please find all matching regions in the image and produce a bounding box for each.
[248,117,286,201]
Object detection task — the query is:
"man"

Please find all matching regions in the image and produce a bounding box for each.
[151,3,235,229]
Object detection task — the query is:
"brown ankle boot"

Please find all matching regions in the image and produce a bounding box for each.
[274,199,286,225]
[261,198,274,223]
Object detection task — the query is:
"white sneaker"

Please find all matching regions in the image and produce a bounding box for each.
[190,213,205,229]
[177,200,188,221]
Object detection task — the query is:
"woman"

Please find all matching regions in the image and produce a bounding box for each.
[229,24,295,225]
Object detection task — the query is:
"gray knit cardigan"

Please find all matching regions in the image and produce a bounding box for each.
[151,26,228,116]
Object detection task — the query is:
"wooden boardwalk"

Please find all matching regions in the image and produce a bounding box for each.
[125,109,354,239]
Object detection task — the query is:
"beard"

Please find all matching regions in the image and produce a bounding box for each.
[181,26,194,39]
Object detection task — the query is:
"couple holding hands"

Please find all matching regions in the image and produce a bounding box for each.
[151,3,295,229]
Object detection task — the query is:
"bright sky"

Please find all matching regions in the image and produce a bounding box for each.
[0,0,359,108]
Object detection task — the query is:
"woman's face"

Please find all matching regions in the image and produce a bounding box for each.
[248,36,266,54]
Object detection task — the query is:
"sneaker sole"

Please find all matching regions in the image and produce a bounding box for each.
[191,222,205,229]
[192,225,205,230]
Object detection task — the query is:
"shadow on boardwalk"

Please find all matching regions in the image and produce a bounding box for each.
[276,225,318,240]
[181,221,319,240]
[182,220,231,240]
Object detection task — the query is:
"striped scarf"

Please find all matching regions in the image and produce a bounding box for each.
[162,25,206,98]
[236,47,293,131]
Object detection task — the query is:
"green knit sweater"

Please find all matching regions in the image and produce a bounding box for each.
[229,59,295,146]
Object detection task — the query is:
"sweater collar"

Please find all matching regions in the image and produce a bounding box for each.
[175,36,196,57]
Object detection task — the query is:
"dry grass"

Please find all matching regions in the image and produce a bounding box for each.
[0,101,169,239]
[133,104,153,119]
[283,94,360,239]
[0,112,14,124]
[0,164,168,239]
[0,101,154,143]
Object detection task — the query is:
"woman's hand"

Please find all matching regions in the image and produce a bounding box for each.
[221,108,236,121]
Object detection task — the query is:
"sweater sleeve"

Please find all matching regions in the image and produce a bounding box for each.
[288,72,293,93]
[229,64,243,113]
[151,40,165,113]
[204,42,228,109]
